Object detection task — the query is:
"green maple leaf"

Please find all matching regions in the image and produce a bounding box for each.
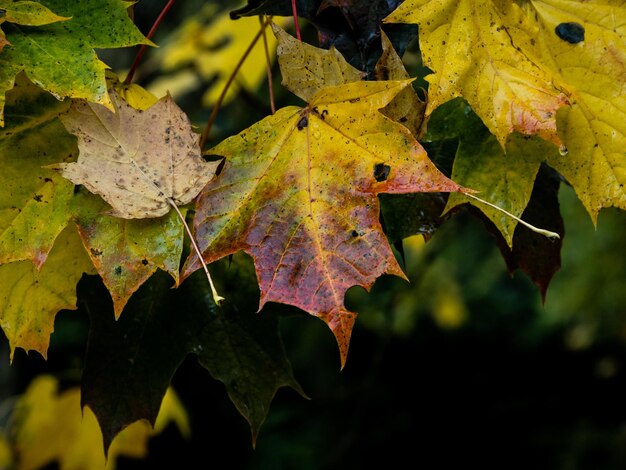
[73,193,185,317]
[80,261,304,451]
[0,0,152,125]
[445,132,548,247]
[0,0,68,51]
[0,74,75,268]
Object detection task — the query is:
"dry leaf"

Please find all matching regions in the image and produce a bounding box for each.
[51,90,217,219]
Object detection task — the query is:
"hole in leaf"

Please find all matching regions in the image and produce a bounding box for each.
[373,163,391,182]
[555,22,585,44]
[297,115,308,130]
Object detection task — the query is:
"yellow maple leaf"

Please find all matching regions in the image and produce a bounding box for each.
[385,0,569,146]
[387,0,626,222]
[183,79,465,367]
[520,0,626,221]
[0,226,94,361]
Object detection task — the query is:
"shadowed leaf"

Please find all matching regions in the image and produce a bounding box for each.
[81,260,303,452]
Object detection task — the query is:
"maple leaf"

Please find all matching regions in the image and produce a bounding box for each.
[0,74,76,268]
[52,90,217,219]
[385,0,570,146]
[0,0,152,125]
[0,0,68,51]
[492,165,564,301]
[273,22,365,101]
[9,375,187,470]
[0,226,94,361]
[74,193,186,317]
[183,79,464,367]
[516,0,626,221]
[51,88,219,311]
[444,132,551,248]
[80,263,303,450]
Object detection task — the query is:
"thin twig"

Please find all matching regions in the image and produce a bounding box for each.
[291,0,302,41]
[199,17,271,149]
[125,0,176,85]
[168,199,224,305]
[260,15,276,114]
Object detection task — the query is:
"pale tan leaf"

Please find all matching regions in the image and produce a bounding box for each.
[51,90,217,219]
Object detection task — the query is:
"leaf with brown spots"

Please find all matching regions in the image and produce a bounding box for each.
[385,0,570,146]
[50,88,221,312]
[51,90,217,219]
[182,79,465,367]
[72,192,185,317]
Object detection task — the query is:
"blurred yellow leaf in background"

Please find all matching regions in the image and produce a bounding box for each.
[149,5,291,107]
[7,375,188,470]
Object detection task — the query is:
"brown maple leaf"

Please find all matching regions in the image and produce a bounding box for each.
[52,90,216,219]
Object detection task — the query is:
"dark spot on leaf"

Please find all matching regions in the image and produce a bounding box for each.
[141,259,149,266]
[214,158,226,176]
[44,177,52,183]
[349,97,361,103]
[399,117,408,123]
[555,22,585,44]
[33,194,43,202]
[351,230,359,238]
[114,266,122,275]
[297,115,308,130]
[373,163,391,182]
[90,248,103,256]
[321,110,329,120]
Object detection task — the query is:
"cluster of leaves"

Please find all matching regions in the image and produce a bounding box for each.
[0,0,625,465]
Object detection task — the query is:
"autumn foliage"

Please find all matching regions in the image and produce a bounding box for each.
[1,0,625,467]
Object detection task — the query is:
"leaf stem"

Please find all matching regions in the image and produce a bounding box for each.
[463,192,560,240]
[260,15,276,114]
[199,17,271,149]
[291,0,302,41]
[125,0,176,85]
[167,199,224,306]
